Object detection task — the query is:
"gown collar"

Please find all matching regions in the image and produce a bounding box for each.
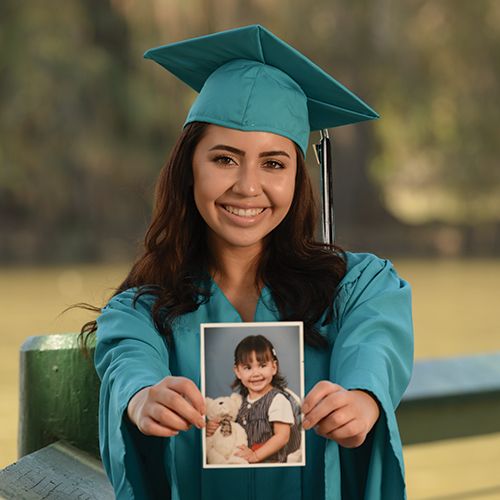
[208,279,276,322]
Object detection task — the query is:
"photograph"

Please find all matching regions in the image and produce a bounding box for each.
[201,322,305,468]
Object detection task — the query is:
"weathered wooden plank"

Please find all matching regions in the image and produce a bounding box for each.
[398,352,500,444]
[0,441,113,499]
[403,352,500,400]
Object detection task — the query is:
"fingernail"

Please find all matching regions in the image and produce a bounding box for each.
[303,419,310,429]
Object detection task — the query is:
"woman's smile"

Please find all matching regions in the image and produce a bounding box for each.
[222,205,266,218]
[217,203,269,227]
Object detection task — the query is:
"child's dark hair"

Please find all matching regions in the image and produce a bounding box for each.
[231,335,288,396]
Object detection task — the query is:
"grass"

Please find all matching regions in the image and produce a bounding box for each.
[1,259,500,498]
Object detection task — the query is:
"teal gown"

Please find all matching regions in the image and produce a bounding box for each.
[95,252,414,499]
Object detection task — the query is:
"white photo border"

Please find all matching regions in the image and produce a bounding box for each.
[201,321,305,468]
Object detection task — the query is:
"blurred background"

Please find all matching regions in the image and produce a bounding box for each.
[1,0,499,497]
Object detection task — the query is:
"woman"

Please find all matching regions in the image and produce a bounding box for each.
[90,25,413,499]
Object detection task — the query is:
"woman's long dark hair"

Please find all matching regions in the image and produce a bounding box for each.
[80,122,346,349]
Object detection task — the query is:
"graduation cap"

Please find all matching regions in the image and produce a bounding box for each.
[144,24,379,244]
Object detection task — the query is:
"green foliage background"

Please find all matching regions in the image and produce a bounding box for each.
[1,0,499,263]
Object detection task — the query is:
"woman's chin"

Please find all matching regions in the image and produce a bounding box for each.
[207,230,268,252]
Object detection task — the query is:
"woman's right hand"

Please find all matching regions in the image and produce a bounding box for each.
[127,376,206,437]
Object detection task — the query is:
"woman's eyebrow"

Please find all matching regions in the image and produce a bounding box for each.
[208,145,291,159]
[209,144,245,155]
[259,150,291,159]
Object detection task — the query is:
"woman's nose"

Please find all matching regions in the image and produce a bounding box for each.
[232,164,262,197]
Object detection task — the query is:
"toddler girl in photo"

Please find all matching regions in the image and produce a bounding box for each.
[231,335,301,464]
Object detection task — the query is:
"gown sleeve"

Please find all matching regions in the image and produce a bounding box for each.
[327,253,414,499]
[94,289,172,499]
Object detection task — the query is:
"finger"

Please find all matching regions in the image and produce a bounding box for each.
[166,377,206,415]
[326,419,364,442]
[150,404,192,431]
[137,416,179,437]
[315,409,354,437]
[206,423,219,435]
[302,381,344,414]
[153,384,205,428]
[303,390,349,429]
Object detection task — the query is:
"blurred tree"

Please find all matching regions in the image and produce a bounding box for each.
[1,0,499,262]
[0,0,169,262]
[371,0,500,227]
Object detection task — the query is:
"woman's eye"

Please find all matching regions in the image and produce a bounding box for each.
[213,155,235,166]
[264,159,285,169]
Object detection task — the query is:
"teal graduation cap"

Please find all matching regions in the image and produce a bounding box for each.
[143,24,379,157]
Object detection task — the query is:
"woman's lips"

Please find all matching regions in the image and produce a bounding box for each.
[216,204,269,226]
[223,205,265,218]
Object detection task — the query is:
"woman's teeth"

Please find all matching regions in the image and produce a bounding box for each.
[224,205,265,217]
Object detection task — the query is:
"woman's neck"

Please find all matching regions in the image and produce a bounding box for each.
[209,237,262,287]
[213,251,259,288]
[209,238,263,321]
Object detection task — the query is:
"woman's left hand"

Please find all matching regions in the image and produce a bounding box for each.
[302,381,380,448]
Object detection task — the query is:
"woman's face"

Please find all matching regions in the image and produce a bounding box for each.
[192,124,297,252]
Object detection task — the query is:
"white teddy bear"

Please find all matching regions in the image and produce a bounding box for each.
[205,393,248,465]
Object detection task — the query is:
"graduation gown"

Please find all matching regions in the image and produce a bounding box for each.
[95,252,414,499]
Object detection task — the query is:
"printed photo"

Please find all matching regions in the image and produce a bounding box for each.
[201,322,305,468]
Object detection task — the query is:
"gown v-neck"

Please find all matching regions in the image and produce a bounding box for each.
[209,279,272,323]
